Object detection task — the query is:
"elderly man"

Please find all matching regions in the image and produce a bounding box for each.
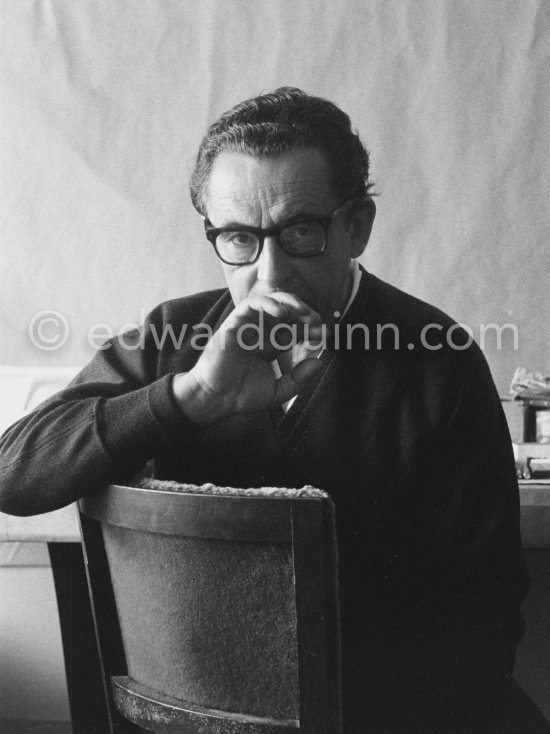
[0,88,548,732]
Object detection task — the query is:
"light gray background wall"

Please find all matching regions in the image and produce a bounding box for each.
[1,0,548,392]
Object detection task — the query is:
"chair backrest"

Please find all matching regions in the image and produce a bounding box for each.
[79,481,341,734]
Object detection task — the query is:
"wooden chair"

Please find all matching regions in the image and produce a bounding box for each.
[78,481,342,733]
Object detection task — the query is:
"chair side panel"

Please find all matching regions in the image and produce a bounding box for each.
[292,499,342,734]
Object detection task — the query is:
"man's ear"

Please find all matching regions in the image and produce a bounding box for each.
[350,196,376,258]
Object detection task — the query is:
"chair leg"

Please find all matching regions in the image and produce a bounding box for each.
[48,542,113,734]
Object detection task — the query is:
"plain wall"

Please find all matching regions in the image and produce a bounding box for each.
[0,551,70,722]
[0,0,549,391]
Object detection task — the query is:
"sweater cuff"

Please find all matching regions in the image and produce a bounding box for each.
[99,374,194,464]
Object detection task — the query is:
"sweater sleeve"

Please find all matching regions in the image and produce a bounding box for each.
[0,308,198,516]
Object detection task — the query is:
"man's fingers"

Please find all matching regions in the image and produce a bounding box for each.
[262,292,322,325]
[244,296,291,320]
[270,358,323,407]
[221,293,324,354]
[291,356,324,385]
[233,293,321,326]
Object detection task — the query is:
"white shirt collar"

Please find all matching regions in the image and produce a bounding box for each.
[340,259,362,321]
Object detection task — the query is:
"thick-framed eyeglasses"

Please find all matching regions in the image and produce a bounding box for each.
[203,191,363,266]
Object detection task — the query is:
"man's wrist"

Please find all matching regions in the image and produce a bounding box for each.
[171,372,223,426]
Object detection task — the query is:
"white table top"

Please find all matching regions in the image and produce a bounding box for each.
[0,502,80,542]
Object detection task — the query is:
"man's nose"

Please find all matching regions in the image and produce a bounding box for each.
[256,236,292,288]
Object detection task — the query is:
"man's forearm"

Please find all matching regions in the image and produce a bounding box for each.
[0,375,189,516]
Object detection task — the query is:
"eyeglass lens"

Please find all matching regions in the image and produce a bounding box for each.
[216,221,326,264]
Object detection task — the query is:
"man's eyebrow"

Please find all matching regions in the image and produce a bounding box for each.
[213,210,324,230]
[283,208,324,221]
[214,219,257,229]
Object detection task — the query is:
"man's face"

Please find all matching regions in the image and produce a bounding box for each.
[203,148,372,326]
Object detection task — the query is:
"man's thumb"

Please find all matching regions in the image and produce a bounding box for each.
[271,357,323,407]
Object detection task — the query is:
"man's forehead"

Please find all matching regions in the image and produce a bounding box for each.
[204,149,336,224]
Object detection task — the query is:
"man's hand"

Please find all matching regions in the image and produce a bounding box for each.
[172,292,324,425]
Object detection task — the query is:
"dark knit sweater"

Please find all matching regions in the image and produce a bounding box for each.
[0,271,535,732]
